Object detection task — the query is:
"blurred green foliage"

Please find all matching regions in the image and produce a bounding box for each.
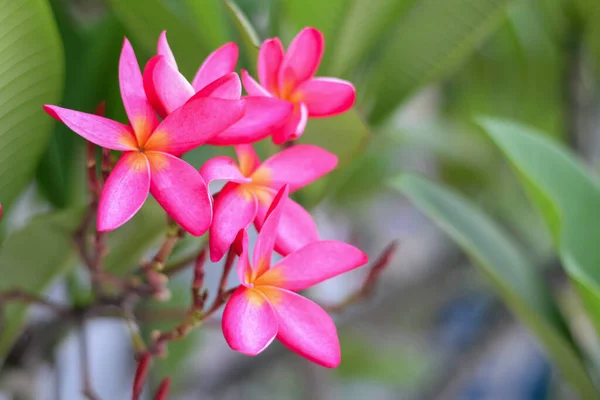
[1,0,600,395]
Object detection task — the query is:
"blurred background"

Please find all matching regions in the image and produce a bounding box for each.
[1,0,600,399]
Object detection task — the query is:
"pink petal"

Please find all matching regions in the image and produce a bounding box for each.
[97,152,150,231]
[192,42,239,92]
[235,145,261,176]
[222,287,278,356]
[147,151,212,236]
[195,72,242,100]
[259,287,340,368]
[255,196,319,256]
[272,103,308,145]
[253,185,289,271]
[119,38,159,145]
[143,56,194,119]
[145,96,245,155]
[278,28,324,94]
[255,144,337,192]
[293,78,355,117]
[256,241,368,291]
[207,97,293,145]
[43,105,137,151]
[199,156,249,185]
[241,69,271,97]
[209,183,258,262]
[157,31,178,69]
[258,38,284,93]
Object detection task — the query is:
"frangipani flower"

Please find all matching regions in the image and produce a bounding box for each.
[143,31,292,145]
[44,39,246,235]
[242,27,356,144]
[200,144,337,262]
[222,185,368,367]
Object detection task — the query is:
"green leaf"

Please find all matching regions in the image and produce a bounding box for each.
[366,0,512,124]
[479,118,600,337]
[37,12,126,208]
[104,199,166,274]
[224,0,260,71]
[328,0,418,77]
[182,0,229,48]
[0,209,83,359]
[390,174,598,398]
[106,0,208,77]
[0,0,64,212]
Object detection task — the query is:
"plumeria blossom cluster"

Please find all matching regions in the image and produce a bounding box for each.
[44,27,366,368]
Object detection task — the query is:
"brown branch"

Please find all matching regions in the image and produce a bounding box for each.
[143,223,186,273]
[0,289,70,315]
[325,241,398,313]
[145,248,238,357]
[162,244,207,277]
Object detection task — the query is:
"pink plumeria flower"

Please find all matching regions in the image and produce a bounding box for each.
[222,185,368,368]
[242,27,356,144]
[200,143,337,262]
[143,31,293,145]
[44,39,246,235]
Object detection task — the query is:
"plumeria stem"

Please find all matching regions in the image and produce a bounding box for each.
[162,244,207,277]
[145,248,237,357]
[0,289,70,315]
[153,377,171,400]
[325,241,398,313]
[145,222,186,272]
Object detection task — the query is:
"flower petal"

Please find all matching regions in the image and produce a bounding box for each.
[241,69,271,97]
[97,152,150,231]
[119,38,159,145]
[293,78,355,117]
[143,56,194,118]
[253,185,289,271]
[222,286,278,356]
[260,287,340,368]
[255,241,368,291]
[145,97,245,155]
[278,28,324,93]
[199,156,249,186]
[255,196,319,256]
[207,97,293,145]
[258,38,284,93]
[254,144,337,192]
[195,72,241,100]
[147,151,212,236]
[192,42,238,92]
[272,103,308,145]
[235,145,261,176]
[43,105,137,151]
[209,183,258,262]
[157,31,177,69]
